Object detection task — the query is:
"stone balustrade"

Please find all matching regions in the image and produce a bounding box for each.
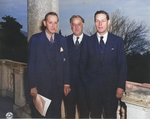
[1,59,150,118]
[122,81,150,119]
[0,59,29,117]
[0,59,27,98]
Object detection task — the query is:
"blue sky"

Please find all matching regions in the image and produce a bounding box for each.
[0,0,150,37]
[59,0,150,36]
[0,0,27,32]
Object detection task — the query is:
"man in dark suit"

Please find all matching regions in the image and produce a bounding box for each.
[27,12,71,118]
[80,10,127,118]
[64,15,89,118]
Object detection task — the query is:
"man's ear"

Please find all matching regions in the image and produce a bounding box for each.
[108,20,111,30]
[43,20,46,26]
[108,20,111,26]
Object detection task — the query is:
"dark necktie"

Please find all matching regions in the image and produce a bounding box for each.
[75,37,79,49]
[100,36,104,52]
[50,36,54,43]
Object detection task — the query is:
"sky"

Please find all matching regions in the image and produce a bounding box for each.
[0,0,27,32]
[0,0,150,36]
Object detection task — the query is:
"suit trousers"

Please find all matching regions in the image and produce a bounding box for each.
[64,80,89,118]
[85,79,118,118]
[31,79,62,118]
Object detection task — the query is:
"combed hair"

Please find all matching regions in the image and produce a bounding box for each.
[44,12,59,22]
[70,15,84,23]
[94,10,109,21]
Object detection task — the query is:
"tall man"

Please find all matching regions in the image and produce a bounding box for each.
[27,12,71,118]
[80,10,127,118]
[64,15,89,118]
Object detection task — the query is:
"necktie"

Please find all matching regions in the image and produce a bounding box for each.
[100,36,104,52]
[50,36,54,43]
[75,37,79,49]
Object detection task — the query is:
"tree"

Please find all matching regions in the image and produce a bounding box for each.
[84,24,96,36]
[0,15,28,63]
[1,15,22,32]
[127,52,150,83]
[109,9,150,55]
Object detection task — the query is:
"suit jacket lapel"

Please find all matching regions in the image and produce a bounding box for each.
[102,32,115,63]
[80,34,86,47]
[54,33,60,52]
[93,33,101,62]
[55,33,65,86]
[54,33,64,65]
[69,34,76,51]
[40,31,52,61]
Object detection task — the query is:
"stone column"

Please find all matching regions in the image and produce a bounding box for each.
[0,60,8,97]
[121,81,150,119]
[0,60,14,98]
[14,68,26,107]
[27,0,59,41]
[13,67,31,117]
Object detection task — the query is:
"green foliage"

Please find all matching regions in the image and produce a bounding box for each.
[127,52,150,83]
[0,15,28,63]
[1,15,22,32]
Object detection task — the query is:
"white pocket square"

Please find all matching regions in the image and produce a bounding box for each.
[111,48,114,50]
[63,58,66,61]
[60,47,63,52]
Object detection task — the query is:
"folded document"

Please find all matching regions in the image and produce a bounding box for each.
[33,94,51,117]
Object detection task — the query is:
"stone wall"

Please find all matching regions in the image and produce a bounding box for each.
[122,81,150,119]
[1,59,150,118]
[0,59,27,98]
[0,59,29,117]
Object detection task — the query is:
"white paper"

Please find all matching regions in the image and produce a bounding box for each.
[33,94,51,117]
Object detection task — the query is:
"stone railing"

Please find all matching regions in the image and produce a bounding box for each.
[0,59,26,98]
[1,59,150,118]
[122,81,150,119]
[0,59,30,117]
[0,60,14,98]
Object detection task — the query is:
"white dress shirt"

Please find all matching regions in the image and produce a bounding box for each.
[45,30,55,41]
[73,33,83,45]
[97,32,108,44]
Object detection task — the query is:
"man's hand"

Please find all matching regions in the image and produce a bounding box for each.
[116,88,124,98]
[64,85,71,96]
[30,87,38,99]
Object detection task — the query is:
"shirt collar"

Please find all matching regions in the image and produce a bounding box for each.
[45,30,55,41]
[73,33,83,44]
[97,32,108,44]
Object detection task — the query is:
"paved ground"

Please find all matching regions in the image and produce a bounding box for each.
[0,96,17,118]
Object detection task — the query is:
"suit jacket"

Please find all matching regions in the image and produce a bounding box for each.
[66,34,89,85]
[80,32,127,95]
[27,31,70,98]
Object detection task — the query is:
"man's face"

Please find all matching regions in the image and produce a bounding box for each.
[95,13,110,36]
[71,18,84,37]
[43,15,58,35]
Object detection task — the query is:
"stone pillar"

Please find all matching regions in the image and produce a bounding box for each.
[0,60,14,98]
[0,60,8,97]
[13,66,30,117]
[121,81,150,119]
[14,68,26,107]
[27,0,59,41]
